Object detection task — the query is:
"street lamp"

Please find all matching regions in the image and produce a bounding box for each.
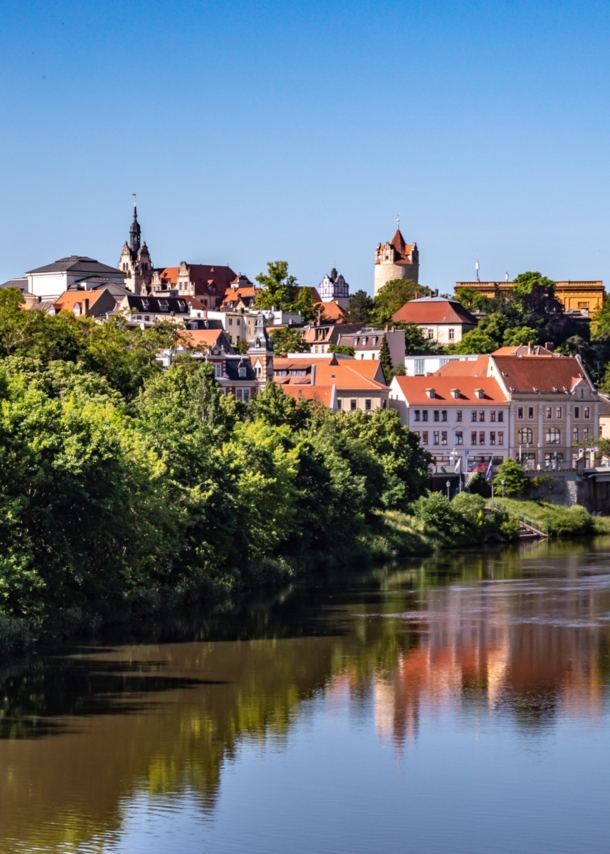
[446,479,451,500]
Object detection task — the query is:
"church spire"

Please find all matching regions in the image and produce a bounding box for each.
[129,194,141,257]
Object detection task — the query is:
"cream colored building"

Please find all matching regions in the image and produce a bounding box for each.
[374,226,419,296]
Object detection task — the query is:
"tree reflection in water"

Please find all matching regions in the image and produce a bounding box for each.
[1,537,610,853]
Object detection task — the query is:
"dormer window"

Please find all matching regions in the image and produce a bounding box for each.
[474,388,484,399]
[141,299,149,309]
[451,389,460,399]
[158,299,169,309]
[425,388,435,399]
[239,367,246,378]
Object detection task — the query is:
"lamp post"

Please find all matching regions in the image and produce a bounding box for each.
[501,478,505,499]
[446,479,451,500]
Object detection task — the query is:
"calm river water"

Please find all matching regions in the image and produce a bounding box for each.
[2,539,610,853]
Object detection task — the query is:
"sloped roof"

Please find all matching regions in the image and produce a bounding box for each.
[156,267,180,285]
[318,300,346,322]
[178,328,225,350]
[183,264,237,294]
[281,385,335,406]
[313,364,389,391]
[26,256,126,277]
[492,344,554,356]
[492,355,592,393]
[54,289,108,312]
[435,356,491,377]
[347,359,385,383]
[392,375,507,406]
[392,297,477,325]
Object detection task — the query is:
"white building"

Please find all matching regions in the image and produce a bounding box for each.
[404,354,479,376]
[26,256,128,300]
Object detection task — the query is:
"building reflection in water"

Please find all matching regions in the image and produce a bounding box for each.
[371,574,610,747]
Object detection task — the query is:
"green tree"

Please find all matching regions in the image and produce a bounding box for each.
[493,458,527,496]
[270,326,310,357]
[254,262,298,310]
[448,328,498,355]
[371,279,431,327]
[399,322,445,355]
[344,290,373,323]
[293,287,317,323]
[503,326,539,347]
[379,337,393,384]
[328,344,355,356]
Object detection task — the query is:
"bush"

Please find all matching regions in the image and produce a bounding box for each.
[494,458,527,496]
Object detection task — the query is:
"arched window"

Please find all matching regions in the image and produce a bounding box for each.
[518,427,533,444]
[546,427,561,444]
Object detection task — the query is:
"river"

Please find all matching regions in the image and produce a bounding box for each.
[2,539,610,853]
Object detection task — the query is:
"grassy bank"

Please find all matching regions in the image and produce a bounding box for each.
[489,498,610,539]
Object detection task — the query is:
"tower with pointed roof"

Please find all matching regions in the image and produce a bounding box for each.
[118,198,154,294]
[374,224,419,296]
[247,313,274,388]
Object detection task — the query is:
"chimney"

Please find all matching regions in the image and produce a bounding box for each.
[528,341,534,354]
[82,298,90,316]
[545,341,555,352]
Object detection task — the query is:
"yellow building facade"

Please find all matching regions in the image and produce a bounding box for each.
[455,281,605,314]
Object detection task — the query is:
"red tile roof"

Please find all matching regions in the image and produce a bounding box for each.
[492,355,592,394]
[281,386,335,406]
[318,300,346,322]
[435,356,491,377]
[157,267,180,285]
[347,359,386,383]
[54,289,107,311]
[393,375,507,406]
[178,328,224,350]
[311,364,389,391]
[392,298,477,325]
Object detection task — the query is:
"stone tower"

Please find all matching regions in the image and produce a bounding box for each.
[374,226,419,296]
[247,313,274,388]
[118,198,154,294]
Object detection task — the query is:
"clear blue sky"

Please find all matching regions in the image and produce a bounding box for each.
[1,0,609,294]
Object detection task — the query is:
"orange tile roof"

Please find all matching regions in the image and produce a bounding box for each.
[392,298,476,325]
[318,300,346,321]
[157,267,180,285]
[435,356,490,377]
[312,364,389,391]
[393,375,507,406]
[221,285,258,306]
[281,385,335,406]
[54,289,106,312]
[177,328,223,350]
[347,359,385,383]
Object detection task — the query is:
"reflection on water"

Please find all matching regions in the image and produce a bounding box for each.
[2,539,610,853]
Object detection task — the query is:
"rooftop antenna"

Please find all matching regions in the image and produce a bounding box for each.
[397,213,401,229]
[505,271,509,282]
[475,259,480,282]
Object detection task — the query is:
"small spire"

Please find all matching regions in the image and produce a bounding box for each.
[397,213,400,228]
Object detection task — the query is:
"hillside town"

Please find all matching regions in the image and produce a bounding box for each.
[3,201,610,498]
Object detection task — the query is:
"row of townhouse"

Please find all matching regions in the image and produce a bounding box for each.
[389,352,599,471]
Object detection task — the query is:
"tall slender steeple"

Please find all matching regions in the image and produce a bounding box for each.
[129,195,141,258]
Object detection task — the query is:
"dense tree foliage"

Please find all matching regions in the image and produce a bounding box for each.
[0,292,431,621]
[370,279,431,327]
[269,326,310,357]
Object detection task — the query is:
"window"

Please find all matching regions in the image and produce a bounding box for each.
[479,411,485,422]
[214,364,221,378]
[456,431,463,445]
[490,411,496,422]
[336,399,342,409]
[479,431,485,445]
[471,432,478,445]
[372,337,378,346]
[441,410,447,422]
[236,388,243,401]
[145,315,150,322]
[556,406,562,418]
[498,411,504,423]
[490,431,496,445]
[518,427,533,443]
[243,389,250,403]
[448,328,455,340]
[415,359,425,375]
[350,399,357,411]
[141,299,149,309]
[362,337,367,346]
[471,411,477,422]
[433,431,440,445]
[498,431,504,445]
[365,399,371,411]
[414,410,421,422]
[584,407,590,418]
[427,329,434,339]
[584,427,590,440]
[574,407,580,419]
[518,407,524,419]
[581,389,585,399]
[238,367,246,378]
[544,452,563,467]
[528,407,535,419]
[229,318,233,325]
[422,411,429,422]
[422,431,429,445]
[546,427,561,444]
[158,299,169,309]
[434,410,440,422]
[456,410,463,422]
[441,431,448,445]
[573,427,579,442]
[546,406,552,418]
